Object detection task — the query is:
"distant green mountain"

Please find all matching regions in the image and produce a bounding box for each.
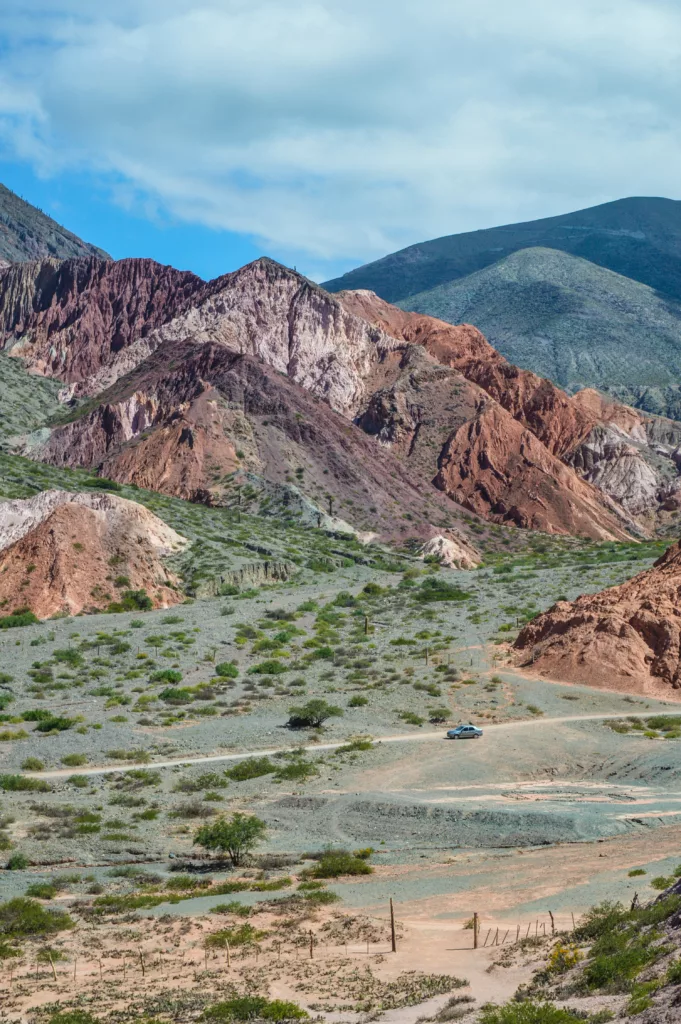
[397,247,681,408]
[324,196,681,302]
[0,183,109,263]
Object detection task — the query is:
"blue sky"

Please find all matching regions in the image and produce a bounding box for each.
[2,1,681,282]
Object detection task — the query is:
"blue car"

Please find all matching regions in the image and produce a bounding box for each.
[446,724,483,740]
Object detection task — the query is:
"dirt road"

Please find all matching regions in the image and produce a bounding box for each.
[31,709,681,779]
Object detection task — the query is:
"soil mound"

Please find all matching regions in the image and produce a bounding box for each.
[0,491,186,618]
[515,540,681,696]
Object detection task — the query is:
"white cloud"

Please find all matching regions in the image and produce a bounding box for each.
[2,0,681,269]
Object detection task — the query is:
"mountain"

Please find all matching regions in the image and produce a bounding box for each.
[323,196,681,302]
[0,183,110,264]
[5,252,680,546]
[0,490,185,618]
[514,539,681,698]
[394,247,681,399]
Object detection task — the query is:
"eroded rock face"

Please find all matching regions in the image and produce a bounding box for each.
[514,541,681,698]
[0,258,204,382]
[0,491,186,618]
[434,402,636,541]
[567,425,660,514]
[29,340,481,549]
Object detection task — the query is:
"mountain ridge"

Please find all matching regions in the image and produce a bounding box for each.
[0,182,110,263]
[323,196,681,302]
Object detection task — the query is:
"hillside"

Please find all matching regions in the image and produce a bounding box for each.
[0,182,109,263]
[398,247,681,398]
[323,195,681,302]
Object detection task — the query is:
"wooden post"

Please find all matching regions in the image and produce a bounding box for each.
[493,928,499,946]
[364,617,369,635]
[309,931,314,959]
[483,929,491,947]
[226,940,231,969]
[549,911,555,936]
[473,912,479,949]
[502,930,509,945]
[516,925,520,944]
[139,950,145,977]
[390,899,397,953]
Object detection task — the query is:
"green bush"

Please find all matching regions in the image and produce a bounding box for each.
[107,590,152,613]
[413,579,471,604]
[0,609,39,629]
[205,923,266,948]
[274,760,318,782]
[226,757,276,782]
[203,996,307,1020]
[25,883,57,900]
[6,853,29,870]
[310,849,373,878]
[215,662,239,679]
[0,775,51,792]
[151,669,183,684]
[61,754,87,767]
[249,660,288,676]
[35,716,76,733]
[0,897,74,937]
[287,699,343,728]
[21,758,45,771]
[479,1001,585,1024]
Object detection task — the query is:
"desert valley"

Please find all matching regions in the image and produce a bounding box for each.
[1,188,681,1024]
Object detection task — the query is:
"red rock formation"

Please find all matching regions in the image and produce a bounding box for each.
[514,541,681,697]
[31,339,481,552]
[0,492,185,618]
[0,257,204,382]
[435,402,634,541]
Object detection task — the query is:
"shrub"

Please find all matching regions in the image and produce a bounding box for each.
[215,662,239,679]
[249,660,288,676]
[25,883,57,900]
[226,757,276,782]
[61,754,87,767]
[348,696,368,707]
[0,775,51,793]
[6,853,29,870]
[194,813,267,866]
[35,716,76,733]
[0,897,74,937]
[0,610,39,629]
[21,758,45,771]
[205,924,267,949]
[151,669,183,684]
[479,1002,584,1024]
[107,590,152,613]
[287,699,343,728]
[310,849,373,878]
[274,760,318,782]
[203,997,307,1021]
[413,579,471,604]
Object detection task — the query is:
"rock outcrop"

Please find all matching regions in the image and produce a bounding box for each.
[435,402,635,541]
[28,340,482,552]
[514,540,681,697]
[0,257,204,382]
[0,491,186,618]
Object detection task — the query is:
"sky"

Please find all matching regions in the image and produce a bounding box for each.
[2,0,681,282]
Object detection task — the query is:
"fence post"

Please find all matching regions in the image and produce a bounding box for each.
[390,898,397,953]
[473,912,479,949]
[549,911,555,936]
